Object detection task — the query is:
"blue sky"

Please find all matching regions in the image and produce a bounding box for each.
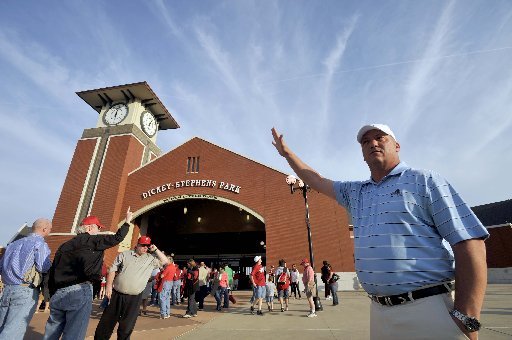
[1,0,511,245]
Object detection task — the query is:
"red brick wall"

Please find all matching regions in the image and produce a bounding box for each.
[88,135,145,265]
[48,139,98,255]
[122,138,355,271]
[52,138,98,233]
[486,226,512,268]
[50,136,355,270]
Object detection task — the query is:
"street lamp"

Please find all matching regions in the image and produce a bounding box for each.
[286,174,323,311]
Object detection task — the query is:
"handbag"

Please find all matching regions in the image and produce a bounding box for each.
[23,264,42,288]
[229,293,237,304]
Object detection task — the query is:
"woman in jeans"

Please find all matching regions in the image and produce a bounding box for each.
[214,267,229,311]
[327,264,339,306]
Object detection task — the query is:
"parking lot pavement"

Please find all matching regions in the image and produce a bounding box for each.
[25,284,511,339]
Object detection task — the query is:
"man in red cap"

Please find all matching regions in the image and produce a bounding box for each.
[95,227,169,340]
[301,258,317,317]
[43,208,132,340]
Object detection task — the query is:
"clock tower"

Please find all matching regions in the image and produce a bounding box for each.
[49,82,179,255]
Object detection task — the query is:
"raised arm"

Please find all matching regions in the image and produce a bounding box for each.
[271,127,335,200]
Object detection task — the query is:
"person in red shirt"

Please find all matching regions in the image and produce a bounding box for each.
[250,256,266,315]
[171,263,181,305]
[277,266,291,312]
[158,257,176,319]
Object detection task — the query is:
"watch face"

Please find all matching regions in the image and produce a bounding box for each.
[103,103,128,125]
[466,317,481,332]
[141,111,157,137]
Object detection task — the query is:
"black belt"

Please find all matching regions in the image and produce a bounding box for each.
[369,282,454,306]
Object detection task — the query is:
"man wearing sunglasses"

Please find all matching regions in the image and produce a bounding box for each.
[95,230,169,340]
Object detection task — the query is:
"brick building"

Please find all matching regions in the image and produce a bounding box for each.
[472,199,512,283]
[46,82,356,288]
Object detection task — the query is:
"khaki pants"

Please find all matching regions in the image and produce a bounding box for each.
[370,292,469,340]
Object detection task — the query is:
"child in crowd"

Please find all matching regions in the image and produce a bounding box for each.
[265,276,276,312]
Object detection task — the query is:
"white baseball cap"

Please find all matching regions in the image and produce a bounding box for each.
[254,255,262,263]
[357,124,397,143]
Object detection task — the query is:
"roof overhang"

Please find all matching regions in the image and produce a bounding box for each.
[76,81,179,130]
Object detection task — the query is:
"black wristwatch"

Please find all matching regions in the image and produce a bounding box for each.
[450,309,481,332]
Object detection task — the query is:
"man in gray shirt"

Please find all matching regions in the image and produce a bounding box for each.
[94,236,168,340]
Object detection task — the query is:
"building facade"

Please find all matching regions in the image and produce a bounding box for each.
[46,82,356,289]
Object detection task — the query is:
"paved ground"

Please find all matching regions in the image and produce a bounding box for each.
[25,284,511,339]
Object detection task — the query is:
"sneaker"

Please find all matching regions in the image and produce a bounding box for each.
[285,307,289,311]
[182,314,192,318]
[281,308,284,312]
[326,296,332,300]
[257,310,263,316]
[268,306,271,311]
[164,315,170,319]
[250,306,255,315]
[307,312,318,318]
[191,314,197,317]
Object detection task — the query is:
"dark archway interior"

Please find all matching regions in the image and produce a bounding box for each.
[145,199,265,268]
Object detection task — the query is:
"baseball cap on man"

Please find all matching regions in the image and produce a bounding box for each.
[138,236,151,245]
[356,124,397,143]
[300,258,309,265]
[80,216,105,229]
[254,255,262,263]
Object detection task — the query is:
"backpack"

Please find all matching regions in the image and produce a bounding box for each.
[331,273,340,282]
[278,272,287,284]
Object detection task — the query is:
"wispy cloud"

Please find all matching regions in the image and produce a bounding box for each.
[194,25,244,100]
[319,15,359,127]
[400,1,456,134]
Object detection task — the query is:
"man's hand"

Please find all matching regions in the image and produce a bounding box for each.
[126,206,133,223]
[271,127,288,157]
[105,284,113,299]
[149,244,158,252]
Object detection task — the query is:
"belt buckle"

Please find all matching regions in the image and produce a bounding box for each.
[384,297,393,306]
[396,296,408,305]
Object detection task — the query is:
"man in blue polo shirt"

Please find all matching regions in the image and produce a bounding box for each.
[271,124,488,340]
[0,218,52,339]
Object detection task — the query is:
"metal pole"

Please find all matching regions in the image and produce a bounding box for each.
[303,186,323,311]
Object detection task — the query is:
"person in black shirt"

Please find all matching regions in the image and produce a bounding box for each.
[182,259,200,318]
[43,208,131,340]
[321,261,332,300]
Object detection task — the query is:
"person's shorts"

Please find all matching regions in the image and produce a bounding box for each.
[266,295,274,303]
[254,286,266,299]
[305,283,316,298]
[278,288,290,299]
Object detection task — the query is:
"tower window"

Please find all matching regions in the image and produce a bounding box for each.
[187,156,200,173]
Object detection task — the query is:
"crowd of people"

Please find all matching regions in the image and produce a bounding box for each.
[0,123,489,340]
[0,209,336,340]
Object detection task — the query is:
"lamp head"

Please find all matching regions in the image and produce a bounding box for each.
[286,175,297,185]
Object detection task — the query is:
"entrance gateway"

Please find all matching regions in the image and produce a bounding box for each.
[139,195,266,286]
[47,82,355,288]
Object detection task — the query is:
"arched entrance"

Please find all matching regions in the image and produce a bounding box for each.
[141,197,265,288]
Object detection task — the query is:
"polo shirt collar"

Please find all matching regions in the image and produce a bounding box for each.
[366,161,409,185]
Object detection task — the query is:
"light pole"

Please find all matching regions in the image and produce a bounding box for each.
[286,175,323,311]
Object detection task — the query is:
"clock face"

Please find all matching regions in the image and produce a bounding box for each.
[141,111,158,137]
[103,103,128,125]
